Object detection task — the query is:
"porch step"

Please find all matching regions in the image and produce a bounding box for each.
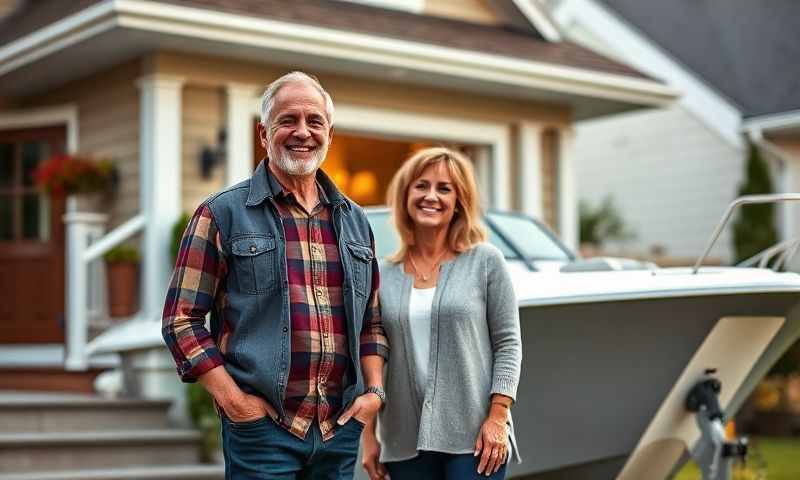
[0,393,171,432]
[0,368,104,393]
[0,430,204,473]
[0,464,224,480]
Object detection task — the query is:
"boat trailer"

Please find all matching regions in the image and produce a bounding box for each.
[686,371,748,480]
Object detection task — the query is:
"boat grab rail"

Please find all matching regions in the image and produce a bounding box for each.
[693,193,800,274]
[737,237,800,270]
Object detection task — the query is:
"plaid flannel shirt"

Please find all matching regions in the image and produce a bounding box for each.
[162,170,387,441]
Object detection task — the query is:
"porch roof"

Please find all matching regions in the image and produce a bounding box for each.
[0,0,676,119]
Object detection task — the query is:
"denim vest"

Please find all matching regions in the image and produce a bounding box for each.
[205,161,375,418]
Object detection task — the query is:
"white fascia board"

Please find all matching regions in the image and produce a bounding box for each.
[0,0,674,108]
[512,0,563,42]
[743,109,800,134]
[338,0,424,14]
[553,0,744,148]
[0,0,117,77]
[113,0,675,104]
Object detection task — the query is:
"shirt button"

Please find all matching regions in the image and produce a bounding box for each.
[282,326,288,332]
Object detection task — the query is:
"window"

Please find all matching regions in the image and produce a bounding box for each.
[0,128,64,243]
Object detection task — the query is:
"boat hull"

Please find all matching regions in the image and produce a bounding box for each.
[508,292,800,479]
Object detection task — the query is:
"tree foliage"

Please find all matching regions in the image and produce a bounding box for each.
[732,144,778,264]
[579,195,635,247]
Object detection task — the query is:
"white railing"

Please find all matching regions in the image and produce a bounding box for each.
[692,193,800,274]
[63,196,146,371]
[737,237,800,271]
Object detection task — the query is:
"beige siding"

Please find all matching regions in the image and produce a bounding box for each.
[22,61,141,228]
[145,51,571,222]
[147,51,570,223]
[424,0,501,25]
[181,86,226,213]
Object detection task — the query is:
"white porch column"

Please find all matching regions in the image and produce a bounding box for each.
[493,133,512,211]
[782,155,800,271]
[226,83,258,186]
[137,75,185,320]
[558,128,578,250]
[518,122,544,219]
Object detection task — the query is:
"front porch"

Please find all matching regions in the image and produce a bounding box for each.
[0,0,673,388]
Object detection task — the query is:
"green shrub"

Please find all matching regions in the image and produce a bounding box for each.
[103,245,139,263]
[187,383,221,461]
[171,212,192,264]
[579,195,635,247]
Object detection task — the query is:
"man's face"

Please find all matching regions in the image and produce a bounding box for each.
[259,81,332,176]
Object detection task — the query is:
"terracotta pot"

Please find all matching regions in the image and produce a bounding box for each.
[106,261,139,317]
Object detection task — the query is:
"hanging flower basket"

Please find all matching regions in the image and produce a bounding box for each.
[32,154,114,212]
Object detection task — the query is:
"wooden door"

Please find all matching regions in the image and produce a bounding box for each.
[0,126,66,343]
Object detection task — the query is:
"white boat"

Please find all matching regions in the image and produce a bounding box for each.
[362,195,800,480]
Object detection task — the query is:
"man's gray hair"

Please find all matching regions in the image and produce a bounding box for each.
[259,71,335,127]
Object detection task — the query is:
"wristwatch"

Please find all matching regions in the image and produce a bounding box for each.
[364,386,386,405]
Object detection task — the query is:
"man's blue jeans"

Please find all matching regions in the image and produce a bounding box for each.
[385,451,507,480]
[220,414,364,479]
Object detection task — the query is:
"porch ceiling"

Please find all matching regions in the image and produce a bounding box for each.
[0,0,677,120]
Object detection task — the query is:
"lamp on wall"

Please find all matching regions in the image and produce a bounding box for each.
[200,128,227,179]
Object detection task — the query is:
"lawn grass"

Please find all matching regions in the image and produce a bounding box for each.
[673,437,800,480]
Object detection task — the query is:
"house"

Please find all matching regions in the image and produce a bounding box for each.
[546,0,800,267]
[0,0,672,390]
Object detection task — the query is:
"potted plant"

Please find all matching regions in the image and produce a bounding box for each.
[104,244,140,318]
[32,153,114,212]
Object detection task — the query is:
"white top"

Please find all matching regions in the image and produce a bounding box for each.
[408,286,436,397]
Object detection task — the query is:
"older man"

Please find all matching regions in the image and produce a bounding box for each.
[162,71,388,479]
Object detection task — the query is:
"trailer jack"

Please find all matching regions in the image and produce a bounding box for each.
[685,374,748,480]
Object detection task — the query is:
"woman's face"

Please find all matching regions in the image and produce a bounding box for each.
[406,161,458,231]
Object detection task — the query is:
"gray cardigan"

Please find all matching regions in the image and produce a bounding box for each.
[376,243,522,463]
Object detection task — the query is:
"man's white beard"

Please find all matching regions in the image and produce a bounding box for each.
[269,143,328,176]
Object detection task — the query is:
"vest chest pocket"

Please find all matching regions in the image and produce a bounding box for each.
[231,235,277,295]
[346,241,373,298]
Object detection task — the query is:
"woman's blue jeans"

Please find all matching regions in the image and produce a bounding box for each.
[220,414,364,480]
[385,451,507,480]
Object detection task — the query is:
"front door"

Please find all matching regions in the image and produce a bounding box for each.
[0,126,66,343]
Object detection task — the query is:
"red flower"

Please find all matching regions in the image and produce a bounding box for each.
[32,154,113,196]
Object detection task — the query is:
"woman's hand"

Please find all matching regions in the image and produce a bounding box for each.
[474,402,510,476]
[361,427,389,480]
[337,391,383,426]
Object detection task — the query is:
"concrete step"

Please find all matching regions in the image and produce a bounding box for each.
[0,430,204,473]
[0,392,172,432]
[0,464,224,480]
[0,369,104,393]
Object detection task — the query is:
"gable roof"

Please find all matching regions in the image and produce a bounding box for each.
[598,0,800,118]
[0,0,647,80]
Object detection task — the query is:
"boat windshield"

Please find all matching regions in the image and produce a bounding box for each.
[366,209,573,262]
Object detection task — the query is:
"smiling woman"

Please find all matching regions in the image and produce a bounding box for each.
[360,147,521,480]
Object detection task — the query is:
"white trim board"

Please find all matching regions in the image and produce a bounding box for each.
[513,0,563,42]
[552,0,744,148]
[0,344,119,368]
[0,104,79,152]
[0,0,674,109]
[744,109,800,134]
[338,0,423,14]
[248,100,512,209]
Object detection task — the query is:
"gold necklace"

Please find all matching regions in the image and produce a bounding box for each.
[408,249,448,281]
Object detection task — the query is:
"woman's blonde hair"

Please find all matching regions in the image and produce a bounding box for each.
[386,147,486,262]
